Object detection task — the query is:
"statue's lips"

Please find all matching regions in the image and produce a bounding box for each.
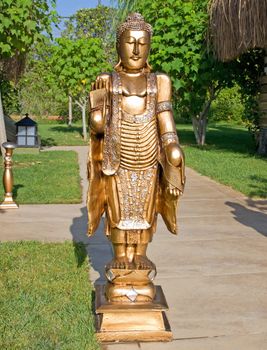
[130,56,141,61]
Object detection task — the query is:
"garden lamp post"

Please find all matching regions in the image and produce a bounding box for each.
[0,142,18,209]
[16,113,40,148]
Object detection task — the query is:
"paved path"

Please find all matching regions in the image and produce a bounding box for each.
[1,146,267,350]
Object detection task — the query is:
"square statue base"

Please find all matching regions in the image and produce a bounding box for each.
[95,284,173,342]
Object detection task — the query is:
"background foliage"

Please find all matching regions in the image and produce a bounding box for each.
[117,0,264,146]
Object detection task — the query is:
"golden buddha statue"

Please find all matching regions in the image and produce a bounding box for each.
[87,13,185,306]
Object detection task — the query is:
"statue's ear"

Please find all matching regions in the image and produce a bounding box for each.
[114,58,123,72]
[144,60,152,72]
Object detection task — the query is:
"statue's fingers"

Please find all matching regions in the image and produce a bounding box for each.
[106,79,110,93]
[103,89,107,117]
[103,80,107,91]
[91,82,95,91]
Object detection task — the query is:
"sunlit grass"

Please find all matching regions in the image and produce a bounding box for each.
[0,241,100,350]
[178,123,267,198]
[0,151,82,204]
[38,123,87,146]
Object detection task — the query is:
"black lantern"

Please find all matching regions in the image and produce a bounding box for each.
[15,114,40,147]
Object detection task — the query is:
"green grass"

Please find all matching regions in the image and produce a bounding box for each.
[38,123,87,146]
[0,241,100,350]
[178,123,267,198]
[0,151,82,204]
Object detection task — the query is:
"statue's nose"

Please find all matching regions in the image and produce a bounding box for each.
[133,42,140,56]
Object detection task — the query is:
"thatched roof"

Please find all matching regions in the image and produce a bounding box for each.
[209,0,267,61]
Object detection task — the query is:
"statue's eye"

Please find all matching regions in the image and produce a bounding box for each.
[138,38,148,45]
[125,37,135,44]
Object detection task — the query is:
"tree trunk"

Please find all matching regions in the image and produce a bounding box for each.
[191,85,220,146]
[74,97,87,141]
[0,88,7,157]
[68,95,73,126]
[258,52,267,155]
[81,104,87,141]
[192,100,211,146]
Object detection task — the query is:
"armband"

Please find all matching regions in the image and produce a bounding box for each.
[156,101,173,114]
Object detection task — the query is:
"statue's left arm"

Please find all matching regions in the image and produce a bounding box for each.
[156,73,185,196]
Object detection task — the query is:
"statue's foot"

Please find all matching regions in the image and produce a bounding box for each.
[106,257,134,270]
[134,255,155,270]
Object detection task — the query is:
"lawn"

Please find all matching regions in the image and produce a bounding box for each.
[0,241,100,350]
[38,123,87,146]
[178,123,267,198]
[0,151,82,204]
[4,121,265,201]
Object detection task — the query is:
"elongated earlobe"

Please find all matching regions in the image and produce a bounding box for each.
[145,60,152,72]
[114,58,123,72]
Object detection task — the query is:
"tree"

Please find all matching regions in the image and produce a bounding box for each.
[59,6,116,126]
[19,43,68,118]
[209,0,267,155]
[62,5,117,65]
[0,0,57,153]
[48,37,111,140]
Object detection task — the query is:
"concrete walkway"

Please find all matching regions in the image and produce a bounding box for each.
[1,146,267,350]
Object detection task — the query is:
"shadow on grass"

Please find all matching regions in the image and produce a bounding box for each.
[248,175,267,198]
[226,201,267,237]
[50,125,83,137]
[73,241,88,268]
[70,206,113,284]
[178,124,257,155]
[41,137,57,147]
[13,184,24,199]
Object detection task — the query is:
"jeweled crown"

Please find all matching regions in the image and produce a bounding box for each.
[117,13,153,45]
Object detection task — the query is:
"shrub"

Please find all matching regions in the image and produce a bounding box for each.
[209,85,244,123]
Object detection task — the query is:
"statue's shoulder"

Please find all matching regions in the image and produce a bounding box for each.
[155,72,171,86]
[155,72,172,100]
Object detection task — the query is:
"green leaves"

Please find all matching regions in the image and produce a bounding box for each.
[48,37,111,98]
[0,0,57,59]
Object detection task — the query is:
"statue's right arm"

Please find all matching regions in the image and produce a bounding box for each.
[89,73,111,135]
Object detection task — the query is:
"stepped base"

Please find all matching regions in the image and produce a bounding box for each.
[95,284,173,342]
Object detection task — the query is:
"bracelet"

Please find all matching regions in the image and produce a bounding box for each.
[90,105,103,112]
[161,132,178,146]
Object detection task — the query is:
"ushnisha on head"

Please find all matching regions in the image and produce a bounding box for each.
[115,13,153,72]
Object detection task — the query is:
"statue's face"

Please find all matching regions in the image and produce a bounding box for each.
[118,30,150,71]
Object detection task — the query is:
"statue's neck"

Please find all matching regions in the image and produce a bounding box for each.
[120,68,146,77]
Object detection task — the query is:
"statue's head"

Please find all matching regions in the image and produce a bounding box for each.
[115,13,153,72]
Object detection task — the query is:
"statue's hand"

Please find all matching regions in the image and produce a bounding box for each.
[91,77,108,93]
[165,184,181,198]
[90,78,109,115]
[165,143,183,167]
